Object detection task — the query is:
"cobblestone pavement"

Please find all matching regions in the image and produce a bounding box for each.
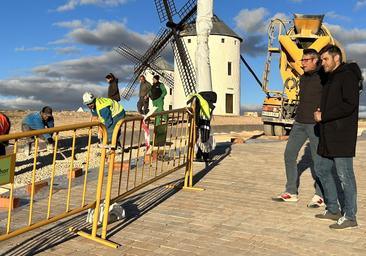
[1,138,366,256]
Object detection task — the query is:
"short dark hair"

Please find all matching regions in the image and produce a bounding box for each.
[303,48,319,58]
[319,44,343,63]
[105,73,116,80]
[153,75,160,81]
[41,106,53,116]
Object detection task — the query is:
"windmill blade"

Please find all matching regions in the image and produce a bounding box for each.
[121,70,143,100]
[137,28,172,70]
[154,0,177,23]
[171,38,196,96]
[161,0,197,96]
[177,0,197,21]
[115,43,143,66]
[115,42,174,87]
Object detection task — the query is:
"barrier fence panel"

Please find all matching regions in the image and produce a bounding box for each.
[73,106,196,248]
[0,122,109,242]
[0,106,197,248]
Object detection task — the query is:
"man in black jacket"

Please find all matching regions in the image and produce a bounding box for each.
[314,45,360,229]
[272,49,324,207]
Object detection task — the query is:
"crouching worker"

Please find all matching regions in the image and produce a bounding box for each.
[22,106,55,154]
[83,92,125,144]
[187,91,217,163]
[0,112,11,156]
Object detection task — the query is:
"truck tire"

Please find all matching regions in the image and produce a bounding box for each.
[263,123,274,136]
[274,125,286,136]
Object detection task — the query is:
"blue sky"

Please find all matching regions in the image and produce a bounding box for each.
[1,0,366,115]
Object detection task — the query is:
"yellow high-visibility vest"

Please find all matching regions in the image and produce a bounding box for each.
[96,97,124,123]
[187,93,211,119]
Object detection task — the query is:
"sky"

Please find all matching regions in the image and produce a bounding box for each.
[1,0,366,116]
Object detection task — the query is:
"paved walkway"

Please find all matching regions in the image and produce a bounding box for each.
[1,137,366,256]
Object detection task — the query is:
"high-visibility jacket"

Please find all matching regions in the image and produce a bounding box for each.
[0,112,10,135]
[95,97,124,124]
[187,93,211,119]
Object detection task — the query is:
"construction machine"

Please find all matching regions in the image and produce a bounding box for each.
[260,14,345,136]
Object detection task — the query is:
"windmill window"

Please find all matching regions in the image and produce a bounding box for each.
[188,38,191,43]
[226,94,233,114]
[169,105,173,110]
[221,38,225,43]
[228,62,232,76]
[234,40,237,45]
[169,88,172,95]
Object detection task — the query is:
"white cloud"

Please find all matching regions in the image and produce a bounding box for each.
[48,38,73,45]
[0,77,107,110]
[355,0,366,10]
[15,46,48,52]
[53,20,84,29]
[326,23,366,44]
[325,11,351,22]
[234,8,269,34]
[55,46,81,54]
[55,0,129,12]
[234,8,290,56]
[32,51,130,83]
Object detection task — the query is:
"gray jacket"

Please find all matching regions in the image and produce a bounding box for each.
[139,81,151,97]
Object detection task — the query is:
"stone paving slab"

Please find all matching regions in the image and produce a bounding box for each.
[1,139,366,255]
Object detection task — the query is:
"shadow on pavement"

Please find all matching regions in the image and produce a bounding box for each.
[0,142,232,255]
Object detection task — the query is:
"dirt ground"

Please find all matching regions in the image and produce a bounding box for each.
[1,110,365,133]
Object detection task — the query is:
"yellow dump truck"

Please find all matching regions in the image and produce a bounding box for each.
[260,14,345,136]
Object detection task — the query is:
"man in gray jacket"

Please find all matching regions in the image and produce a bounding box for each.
[137,75,151,115]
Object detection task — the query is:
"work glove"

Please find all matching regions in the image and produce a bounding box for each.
[47,137,54,145]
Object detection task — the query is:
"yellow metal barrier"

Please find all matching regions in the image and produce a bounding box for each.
[0,122,109,242]
[73,106,197,248]
[0,106,197,248]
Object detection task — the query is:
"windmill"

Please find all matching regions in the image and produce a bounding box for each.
[115,0,198,100]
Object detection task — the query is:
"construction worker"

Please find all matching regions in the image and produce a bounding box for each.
[187,91,217,163]
[0,112,11,156]
[22,106,55,155]
[149,75,167,125]
[82,92,125,144]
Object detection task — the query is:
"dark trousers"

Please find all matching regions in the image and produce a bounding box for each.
[0,143,5,156]
[137,97,149,115]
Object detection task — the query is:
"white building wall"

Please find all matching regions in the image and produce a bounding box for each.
[173,34,241,116]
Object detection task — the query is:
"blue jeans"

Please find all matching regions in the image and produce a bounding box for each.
[284,122,323,196]
[106,110,125,144]
[316,157,357,220]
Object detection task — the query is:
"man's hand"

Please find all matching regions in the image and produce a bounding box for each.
[314,108,322,122]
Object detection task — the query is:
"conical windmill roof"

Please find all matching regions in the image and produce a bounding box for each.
[180,15,243,42]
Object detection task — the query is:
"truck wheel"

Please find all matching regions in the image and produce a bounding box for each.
[263,123,274,136]
[274,125,286,136]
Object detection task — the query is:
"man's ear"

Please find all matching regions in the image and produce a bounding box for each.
[334,54,340,63]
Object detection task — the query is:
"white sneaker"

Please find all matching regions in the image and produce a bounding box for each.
[271,192,299,202]
[307,195,325,208]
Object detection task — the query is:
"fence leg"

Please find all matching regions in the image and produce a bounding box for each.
[183,101,204,192]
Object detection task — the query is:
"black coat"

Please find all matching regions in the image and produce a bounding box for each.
[295,68,323,124]
[318,63,359,157]
[108,79,121,102]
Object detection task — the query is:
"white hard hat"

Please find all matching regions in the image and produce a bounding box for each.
[83,92,96,105]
